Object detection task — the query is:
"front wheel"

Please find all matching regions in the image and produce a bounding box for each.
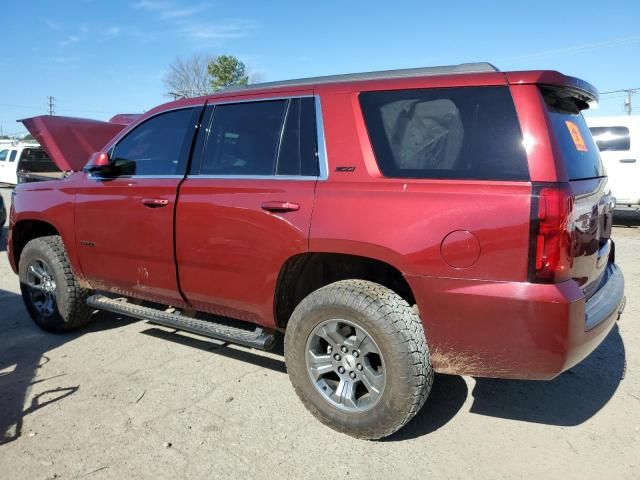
[19,236,93,333]
[284,279,433,439]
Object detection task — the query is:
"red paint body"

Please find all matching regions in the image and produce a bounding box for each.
[8,69,624,380]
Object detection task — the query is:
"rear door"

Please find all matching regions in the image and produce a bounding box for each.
[74,106,201,305]
[542,88,613,296]
[175,93,320,326]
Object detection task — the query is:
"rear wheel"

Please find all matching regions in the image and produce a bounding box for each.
[284,279,433,439]
[19,236,93,333]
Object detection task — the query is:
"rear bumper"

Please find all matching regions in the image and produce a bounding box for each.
[406,263,625,380]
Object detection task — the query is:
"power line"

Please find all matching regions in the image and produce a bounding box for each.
[600,88,640,95]
[599,88,639,115]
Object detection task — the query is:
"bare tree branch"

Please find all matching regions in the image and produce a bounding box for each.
[163,54,216,99]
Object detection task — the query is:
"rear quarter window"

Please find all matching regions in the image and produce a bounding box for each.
[359,86,529,180]
[541,86,604,181]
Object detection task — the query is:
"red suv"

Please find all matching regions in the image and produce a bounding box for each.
[8,62,625,439]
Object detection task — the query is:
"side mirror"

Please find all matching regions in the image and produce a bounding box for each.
[84,152,112,176]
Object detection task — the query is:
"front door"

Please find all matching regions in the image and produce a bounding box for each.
[175,94,321,326]
[74,106,201,305]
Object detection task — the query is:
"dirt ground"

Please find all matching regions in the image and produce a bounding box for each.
[0,186,638,479]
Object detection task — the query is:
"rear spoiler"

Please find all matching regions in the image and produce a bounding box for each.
[19,115,130,172]
[506,70,599,106]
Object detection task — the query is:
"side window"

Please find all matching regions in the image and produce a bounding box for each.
[0,149,7,161]
[359,87,529,180]
[9,150,17,162]
[589,126,630,152]
[276,98,319,176]
[200,100,287,175]
[111,108,195,176]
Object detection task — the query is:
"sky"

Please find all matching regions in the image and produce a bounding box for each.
[0,0,639,136]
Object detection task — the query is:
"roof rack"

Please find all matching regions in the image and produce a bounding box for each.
[222,62,499,93]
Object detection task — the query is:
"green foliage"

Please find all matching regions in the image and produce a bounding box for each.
[208,55,249,91]
[22,134,35,142]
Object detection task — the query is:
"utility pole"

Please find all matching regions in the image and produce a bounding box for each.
[600,88,639,116]
[624,90,634,116]
[47,96,55,116]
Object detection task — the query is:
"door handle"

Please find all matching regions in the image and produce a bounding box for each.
[619,159,636,163]
[141,198,169,208]
[261,201,300,212]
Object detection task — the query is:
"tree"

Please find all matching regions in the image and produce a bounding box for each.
[22,134,35,142]
[208,55,249,91]
[163,53,215,99]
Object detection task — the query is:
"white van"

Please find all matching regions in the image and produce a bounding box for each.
[586,115,640,208]
[0,142,59,185]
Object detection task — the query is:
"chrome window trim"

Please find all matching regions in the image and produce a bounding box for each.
[314,95,329,180]
[87,174,185,180]
[205,94,313,106]
[185,174,319,181]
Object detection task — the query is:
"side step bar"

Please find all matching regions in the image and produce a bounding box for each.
[87,294,276,350]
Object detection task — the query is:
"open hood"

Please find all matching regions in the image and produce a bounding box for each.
[19,115,126,172]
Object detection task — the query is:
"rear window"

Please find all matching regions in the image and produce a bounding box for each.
[359,86,529,180]
[541,87,604,181]
[18,148,60,173]
[589,126,630,152]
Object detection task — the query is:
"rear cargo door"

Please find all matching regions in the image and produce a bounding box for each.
[543,88,613,296]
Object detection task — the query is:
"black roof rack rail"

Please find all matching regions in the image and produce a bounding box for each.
[221,62,499,93]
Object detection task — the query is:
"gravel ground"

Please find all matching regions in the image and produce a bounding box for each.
[0,186,639,479]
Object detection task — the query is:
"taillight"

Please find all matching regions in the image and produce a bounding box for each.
[528,183,574,283]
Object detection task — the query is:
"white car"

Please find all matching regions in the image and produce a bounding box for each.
[586,115,640,208]
[0,142,59,185]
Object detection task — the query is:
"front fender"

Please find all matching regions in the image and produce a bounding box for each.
[9,180,84,283]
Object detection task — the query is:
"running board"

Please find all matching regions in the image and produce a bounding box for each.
[87,294,276,350]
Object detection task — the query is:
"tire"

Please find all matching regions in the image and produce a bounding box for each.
[284,279,433,439]
[19,235,93,333]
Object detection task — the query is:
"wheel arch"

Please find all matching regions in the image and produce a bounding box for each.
[12,219,61,264]
[274,252,416,330]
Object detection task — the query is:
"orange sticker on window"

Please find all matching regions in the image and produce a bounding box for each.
[565,121,588,152]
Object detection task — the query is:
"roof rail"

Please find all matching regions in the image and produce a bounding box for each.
[222,62,499,93]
